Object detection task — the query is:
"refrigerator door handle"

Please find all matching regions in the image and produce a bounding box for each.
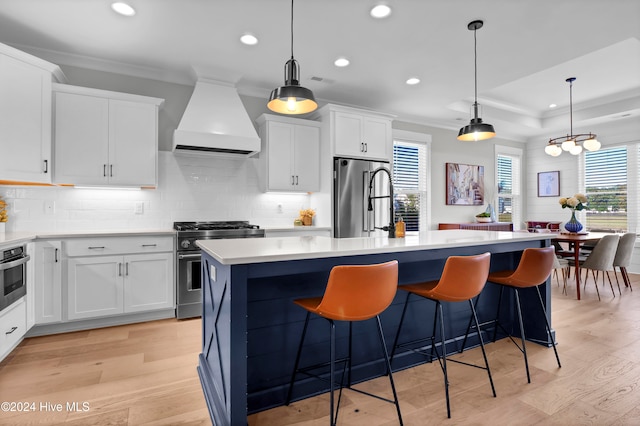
[363,171,374,234]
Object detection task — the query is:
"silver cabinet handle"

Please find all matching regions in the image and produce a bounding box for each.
[364,143,368,152]
[125,262,129,276]
[141,244,157,247]
[55,248,59,263]
[118,262,122,276]
[104,164,107,177]
[88,246,105,250]
[110,164,113,177]
[43,159,48,173]
[295,175,299,185]
[6,326,18,335]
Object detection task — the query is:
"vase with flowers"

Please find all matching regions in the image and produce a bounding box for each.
[559,193,587,233]
[299,208,315,226]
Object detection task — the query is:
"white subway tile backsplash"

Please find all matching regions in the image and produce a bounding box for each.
[0,152,312,232]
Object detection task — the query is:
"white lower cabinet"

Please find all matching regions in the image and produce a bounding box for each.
[65,236,174,321]
[123,253,174,313]
[67,255,123,320]
[33,241,63,324]
[0,298,27,361]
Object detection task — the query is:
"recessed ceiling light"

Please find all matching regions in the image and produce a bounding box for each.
[549,103,557,108]
[111,2,136,16]
[370,4,392,19]
[406,77,420,85]
[334,57,350,67]
[240,33,258,45]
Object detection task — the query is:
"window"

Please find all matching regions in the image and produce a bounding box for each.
[495,146,522,228]
[392,136,429,231]
[583,147,628,232]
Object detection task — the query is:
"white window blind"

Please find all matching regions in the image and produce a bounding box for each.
[393,140,427,231]
[584,147,627,232]
[495,147,522,229]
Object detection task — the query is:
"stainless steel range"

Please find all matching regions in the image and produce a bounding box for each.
[174,221,265,319]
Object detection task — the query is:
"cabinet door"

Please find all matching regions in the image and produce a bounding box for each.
[123,253,174,313]
[109,100,157,186]
[67,256,123,320]
[293,124,320,192]
[333,111,364,158]
[54,92,109,185]
[0,54,52,183]
[362,116,391,160]
[34,241,62,324]
[266,121,295,191]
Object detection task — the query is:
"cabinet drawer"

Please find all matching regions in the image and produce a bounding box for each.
[64,236,174,257]
[1,299,27,360]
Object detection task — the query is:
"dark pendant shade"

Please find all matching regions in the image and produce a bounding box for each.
[457,117,496,141]
[267,59,317,114]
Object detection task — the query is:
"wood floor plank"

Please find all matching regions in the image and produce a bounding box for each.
[0,272,638,425]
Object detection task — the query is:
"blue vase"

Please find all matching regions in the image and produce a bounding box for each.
[564,210,583,233]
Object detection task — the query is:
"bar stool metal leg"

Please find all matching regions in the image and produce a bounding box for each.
[286,312,311,405]
[375,315,403,425]
[534,286,561,368]
[513,288,531,383]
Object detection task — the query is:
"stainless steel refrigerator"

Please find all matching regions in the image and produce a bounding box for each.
[333,157,392,238]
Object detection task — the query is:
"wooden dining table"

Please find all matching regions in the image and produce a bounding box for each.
[552,232,614,300]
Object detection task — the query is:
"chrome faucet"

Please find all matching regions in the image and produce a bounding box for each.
[367,166,395,238]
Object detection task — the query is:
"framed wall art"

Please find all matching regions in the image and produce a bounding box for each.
[446,162,485,205]
[537,171,560,197]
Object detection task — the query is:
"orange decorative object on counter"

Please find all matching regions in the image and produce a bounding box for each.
[395,217,405,238]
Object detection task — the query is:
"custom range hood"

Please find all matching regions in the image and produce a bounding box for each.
[173,79,260,157]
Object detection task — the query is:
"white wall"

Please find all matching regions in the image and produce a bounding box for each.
[0,152,312,232]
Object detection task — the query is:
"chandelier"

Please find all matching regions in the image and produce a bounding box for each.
[544,77,601,156]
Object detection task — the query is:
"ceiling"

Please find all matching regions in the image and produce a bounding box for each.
[1,0,639,144]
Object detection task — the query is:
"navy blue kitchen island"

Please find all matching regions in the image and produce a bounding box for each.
[196,231,553,425]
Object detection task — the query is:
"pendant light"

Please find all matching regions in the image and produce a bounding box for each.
[457,20,496,142]
[544,77,601,157]
[267,0,317,115]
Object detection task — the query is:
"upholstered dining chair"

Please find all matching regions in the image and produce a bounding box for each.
[571,234,620,300]
[553,254,570,294]
[613,233,636,291]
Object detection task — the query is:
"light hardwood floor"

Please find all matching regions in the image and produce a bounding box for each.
[1,272,638,425]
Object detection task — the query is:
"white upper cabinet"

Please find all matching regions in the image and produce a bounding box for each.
[0,43,65,183]
[257,114,321,192]
[313,104,394,162]
[53,84,164,187]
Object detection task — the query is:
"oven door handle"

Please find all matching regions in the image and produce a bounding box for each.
[0,255,31,271]
[178,253,202,260]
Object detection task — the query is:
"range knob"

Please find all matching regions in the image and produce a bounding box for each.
[180,240,191,249]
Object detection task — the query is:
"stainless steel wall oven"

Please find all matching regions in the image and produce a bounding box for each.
[1,245,30,312]
[174,221,264,319]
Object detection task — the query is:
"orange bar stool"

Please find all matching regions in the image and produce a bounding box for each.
[466,247,562,383]
[390,252,494,419]
[285,260,403,425]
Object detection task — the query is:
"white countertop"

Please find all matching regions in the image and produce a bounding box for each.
[197,230,551,265]
[0,229,175,248]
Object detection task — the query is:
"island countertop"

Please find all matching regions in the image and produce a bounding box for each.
[197,229,551,265]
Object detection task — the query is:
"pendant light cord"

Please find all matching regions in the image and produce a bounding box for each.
[290,0,294,60]
[569,78,573,136]
[474,26,478,106]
